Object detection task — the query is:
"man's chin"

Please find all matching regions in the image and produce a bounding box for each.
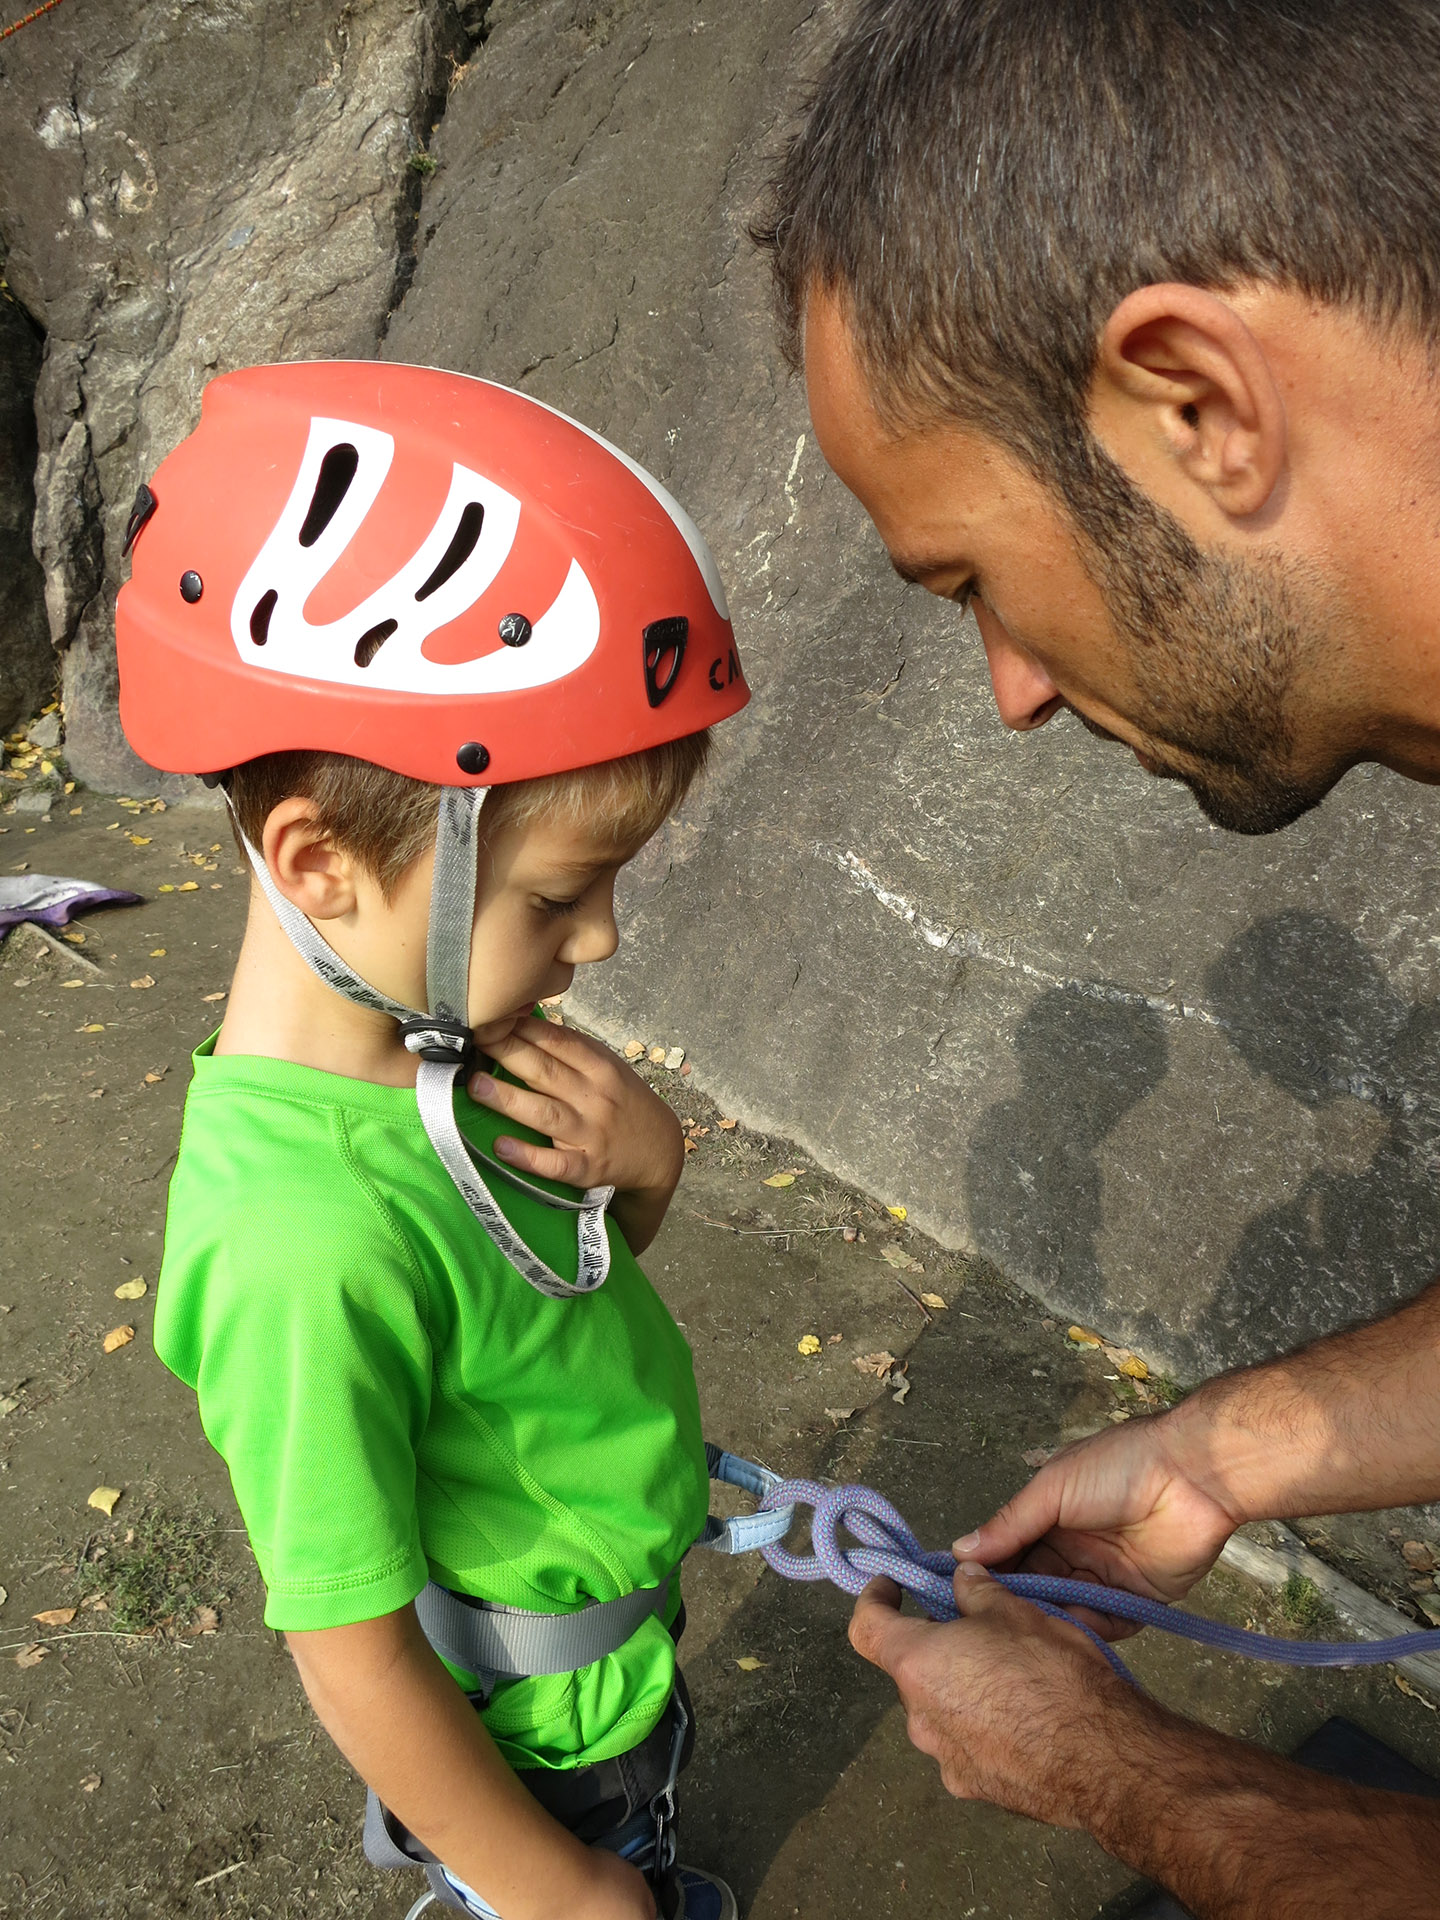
[1175,765,1329,836]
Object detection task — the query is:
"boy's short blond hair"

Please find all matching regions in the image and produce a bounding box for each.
[227,731,711,898]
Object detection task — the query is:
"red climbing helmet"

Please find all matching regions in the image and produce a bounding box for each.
[116,361,748,784]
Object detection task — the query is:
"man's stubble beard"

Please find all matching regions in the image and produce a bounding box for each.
[1062,453,1344,836]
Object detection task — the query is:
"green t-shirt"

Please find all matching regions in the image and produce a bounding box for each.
[155,1035,709,1771]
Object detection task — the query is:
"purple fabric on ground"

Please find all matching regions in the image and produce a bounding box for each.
[0,874,142,936]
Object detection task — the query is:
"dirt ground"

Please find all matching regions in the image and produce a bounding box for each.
[4,795,1440,1920]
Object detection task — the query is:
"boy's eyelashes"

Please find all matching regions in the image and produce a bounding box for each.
[539,895,582,919]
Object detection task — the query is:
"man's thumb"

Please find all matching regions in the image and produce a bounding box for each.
[951,1560,1027,1619]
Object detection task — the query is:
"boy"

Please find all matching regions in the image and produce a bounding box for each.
[115,363,751,1920]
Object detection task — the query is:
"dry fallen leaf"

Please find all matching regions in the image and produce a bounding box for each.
[796,1334,821,1356]
[827,1332,844,1345]
[150,948,167,958]
[128,834,151,846]
[79,1023,104,1034]
[87,1486,122,1517]
[114,1277,148,1301]
[143,1069,168,1085]
[887,1205,908,1221]
[891,1372,912,1405]
[734,1656,766,1672]
[61,978,83,988]
[191,1606,220,1634]
[717,1117,737,1131]
[1021,1447,1056,1470]
[80,1594,108,1611]
[854,1351,897,1380]
[1395,1674,1437,1710]
[919,1292,948,1310]
[157,884,175,893]
[1402,1541,1438,1573]
[201,991,227,1003]
[129,975,155,991]
[762,1172,796,1189]
[663,1047,685,1070]
[1067,1326,1103,1348]
[1117,1356,1150,1381]
[177,881,199,892]
[88,1087,105,1099]
[80,1773,102,1792]
[102,1326,136,1354]
[880,1244,924,1275]
[15,1644,48,1669]
[623,1041,645,1060]
[648,1045,666,1064]
[32,1607,76,1627]
[825,1407,858,1425]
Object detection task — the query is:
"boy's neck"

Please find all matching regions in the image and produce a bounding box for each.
[216,884,420,1087]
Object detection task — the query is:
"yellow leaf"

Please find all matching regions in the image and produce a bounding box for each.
[150,948,166,958]
[201,991,227,1003]
[763,1172,796,1188]
[717,1117,738,1131]
[623,1041,645,1059]
[61,979,83,988]
[79,1023,105,1033]
[1117,1356,1150,1380]
[32,1607,76,1627]
[887,1205,908,1221]
[102,1325,136,1354]
[177,881,199,892]
[87,1487,122,1516]
[796,1334,821,1356]
[114,1278,148,1301]
[1067,1326,1103,1347]
[128,835,151,846]
[734,1656,766,1672]
[920,1292,948,1310]
[129,975,155,990]
[157,884,175,893]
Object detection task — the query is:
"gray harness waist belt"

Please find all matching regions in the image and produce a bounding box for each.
[415,1575,673,1680]
[413,1449,795,1684]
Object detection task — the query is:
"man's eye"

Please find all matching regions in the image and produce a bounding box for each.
[540,896,581,919]
[952,579,977,611]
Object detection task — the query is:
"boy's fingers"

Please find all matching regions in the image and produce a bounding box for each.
[469,1072,579,1142]
[481,1027,589,1096]
[492,1136,588,1186]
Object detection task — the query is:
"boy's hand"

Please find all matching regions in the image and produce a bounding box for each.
[469,1016,684,1253]
[571,1847,657,1920]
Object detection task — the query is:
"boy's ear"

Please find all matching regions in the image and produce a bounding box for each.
[261,799,359,921]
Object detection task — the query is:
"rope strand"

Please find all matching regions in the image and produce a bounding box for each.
[1,0,68,42]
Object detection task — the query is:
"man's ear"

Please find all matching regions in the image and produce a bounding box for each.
[261,798,358,921]
[1091,284,1287,520]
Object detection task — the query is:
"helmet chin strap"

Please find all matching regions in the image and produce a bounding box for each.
[225,785,613,1299]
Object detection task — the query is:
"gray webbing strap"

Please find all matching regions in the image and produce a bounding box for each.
[226,789,612,1298]
[415,1576,671,1679]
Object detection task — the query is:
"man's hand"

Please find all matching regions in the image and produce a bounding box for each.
[955,1413,1243,1636]
[468,1017,684,1254]
[849,1565,1134,1823]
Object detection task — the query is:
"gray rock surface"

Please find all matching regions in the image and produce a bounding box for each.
[386,0,1440,1380]
[0,277,53,733]
[0,0,475,791]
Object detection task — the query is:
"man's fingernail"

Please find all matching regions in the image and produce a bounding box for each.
[953,1531,981,1555]
[957,1560,986,1579]
[470,1073,496,1098]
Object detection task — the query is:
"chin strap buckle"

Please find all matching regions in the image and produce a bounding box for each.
[399,1014,475,1070]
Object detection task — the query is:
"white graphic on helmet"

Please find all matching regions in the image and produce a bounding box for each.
[230,416,600,693]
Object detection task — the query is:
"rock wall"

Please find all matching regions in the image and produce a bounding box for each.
[386,0,1440,1381]
[6,0,1440,1380]
[0,276,52,732]
[0,0,477,790]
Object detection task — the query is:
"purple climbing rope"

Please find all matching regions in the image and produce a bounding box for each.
[757,1478,1438,1688]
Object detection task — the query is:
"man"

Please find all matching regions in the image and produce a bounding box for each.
[756,1,1440,1913]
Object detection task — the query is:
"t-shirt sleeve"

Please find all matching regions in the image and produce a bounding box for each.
[159,1189,435,1632]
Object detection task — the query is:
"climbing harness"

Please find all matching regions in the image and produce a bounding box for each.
[750,1476,1440,1687]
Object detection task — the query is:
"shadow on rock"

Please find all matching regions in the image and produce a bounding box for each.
[1203,910,1440,1364]
[965,985,1169,1331]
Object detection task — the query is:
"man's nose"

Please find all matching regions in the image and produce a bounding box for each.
[975,604,1064,732]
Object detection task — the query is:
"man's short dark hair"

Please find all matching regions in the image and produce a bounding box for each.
[757,0,1440,497]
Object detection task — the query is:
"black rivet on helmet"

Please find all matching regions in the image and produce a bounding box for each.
[180,571,204,603]
[498,612,532,648]
[456,741,490,775]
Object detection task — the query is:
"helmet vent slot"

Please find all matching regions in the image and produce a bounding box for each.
[415,500,485,602]
[298,443,360,548]
[353,619,398,669]
[643,616,689,708]
[249,589,278,646]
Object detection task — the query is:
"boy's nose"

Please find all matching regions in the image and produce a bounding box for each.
[975,603,1064,732]
[566,914,620,966]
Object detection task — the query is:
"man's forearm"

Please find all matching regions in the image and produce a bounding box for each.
[1163,1275,1440,1524]
[1075,1697,1440,1920]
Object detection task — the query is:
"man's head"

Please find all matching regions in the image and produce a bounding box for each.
[227,736,709,1045]
[758,0,1440,831]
